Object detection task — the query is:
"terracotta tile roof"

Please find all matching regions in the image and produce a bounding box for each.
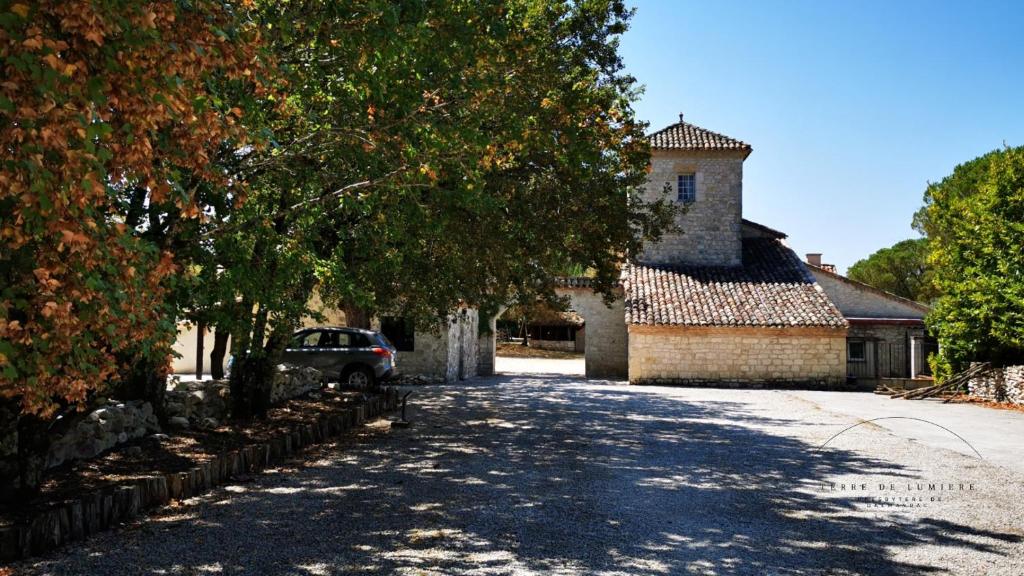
[648,119,751,153]
[741,219,787,239]
[624,238,847,328]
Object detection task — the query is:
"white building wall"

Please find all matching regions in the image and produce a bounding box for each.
[810,269,928,319]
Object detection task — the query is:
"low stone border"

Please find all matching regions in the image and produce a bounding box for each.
[0,388,398,563]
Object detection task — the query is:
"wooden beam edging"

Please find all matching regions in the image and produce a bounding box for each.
[0,388,398,563]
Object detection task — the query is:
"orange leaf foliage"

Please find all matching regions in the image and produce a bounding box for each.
[0,1,264,416]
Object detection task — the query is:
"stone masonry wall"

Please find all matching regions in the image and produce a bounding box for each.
[639,150,745,267]
[529,339,577,352]
[477,313,499,376]
[444,308,479,382]
[0,364,325,495]
[164,364,322,429]
[392,322,450,379]
[847,323,924,343]
[45,401,161,469]
[557,287,628,379]
[968,365,1024,404]
[628,325,847,387]
[1,399,158,488]
[809,268,927,319]
[396,307,478,382]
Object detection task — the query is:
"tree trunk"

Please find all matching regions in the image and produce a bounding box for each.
[344,304,371,329]
[230,302,276,420]
[111,356,168,425]
[195,322,205,380]
[210,328,230,380]
[229,354,274,420]
[0,400,23,505]
[15,414,48,501]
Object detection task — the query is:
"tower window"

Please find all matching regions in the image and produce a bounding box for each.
[677,173,696,203]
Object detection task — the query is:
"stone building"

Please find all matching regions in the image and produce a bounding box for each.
[617,116,848,387]
[173,304,480,385]
[481,115,933,387]
[804,257,932,382]
[497,305,586,352]
[173,116,932,388]
[383,308,479,382]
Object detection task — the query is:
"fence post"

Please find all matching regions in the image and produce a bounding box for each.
[910,337,918,379]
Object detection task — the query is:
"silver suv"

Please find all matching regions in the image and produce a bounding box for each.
[282,326,397,387]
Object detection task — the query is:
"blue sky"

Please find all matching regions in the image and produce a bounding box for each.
[618,0,1023,273]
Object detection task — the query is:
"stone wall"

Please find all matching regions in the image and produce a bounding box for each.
[558,287,628,379]
[847,323,924,343]
[391,320,449,379]
[968,365,1024,404]
[0,399,159,487]
[638,150,745,267]
[809,268,928,319]
[845,322,927,379]
[477,313,499,376]
[0,364,327,496]
[444,308,479,382]
[0,390,398,563]
[395,307,479,382]
[165,365,323,429]
[628,325,847,387]
[165,379,228,429]
[45,401,161,469]
[529,339,577,352]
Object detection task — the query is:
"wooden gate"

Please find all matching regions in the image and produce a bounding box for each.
[846,340,909,379]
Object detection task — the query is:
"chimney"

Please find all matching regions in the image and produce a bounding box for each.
[678,112,685,123]
[806,253,822,267]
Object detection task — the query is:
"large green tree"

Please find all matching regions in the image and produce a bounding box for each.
[208,0,675,416]
[917,146,1024,377]
[847,238,937,303]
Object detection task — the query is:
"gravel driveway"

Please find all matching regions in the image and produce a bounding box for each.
[17,375,1024,575]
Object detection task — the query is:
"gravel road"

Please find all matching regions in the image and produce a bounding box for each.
[16,375,1024,575]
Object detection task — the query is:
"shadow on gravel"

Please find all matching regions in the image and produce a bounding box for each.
[24,377,1022,575]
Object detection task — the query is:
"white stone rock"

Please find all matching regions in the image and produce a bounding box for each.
[168,416,190,429]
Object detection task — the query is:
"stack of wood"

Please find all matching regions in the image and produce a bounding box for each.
[874,362,992,401]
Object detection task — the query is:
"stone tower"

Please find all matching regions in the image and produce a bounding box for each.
[638,115,752,267]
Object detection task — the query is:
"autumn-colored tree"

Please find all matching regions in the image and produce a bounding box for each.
[0,0,263,495]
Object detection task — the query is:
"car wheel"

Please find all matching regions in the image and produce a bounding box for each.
[343,366,374,389]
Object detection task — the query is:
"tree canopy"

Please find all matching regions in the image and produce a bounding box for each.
[917,146,1024,376]
[0,0,264,416]
[846,238,937,304]
[211,0,674,416]
[1,0,675,419]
